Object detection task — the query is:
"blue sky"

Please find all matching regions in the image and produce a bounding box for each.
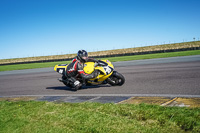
[0,0,200,59]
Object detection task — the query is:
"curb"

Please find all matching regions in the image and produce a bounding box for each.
[161,97,178,106]
[119,97,200,108]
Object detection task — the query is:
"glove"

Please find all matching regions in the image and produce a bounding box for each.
[94,59,99,63]
[93,70,98,78]
[94,62,98,67]
[94,60,101,67]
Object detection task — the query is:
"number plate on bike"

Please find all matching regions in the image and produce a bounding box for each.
[104,66,113,75]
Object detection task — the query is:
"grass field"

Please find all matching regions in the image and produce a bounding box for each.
[0,50,200,72]
[0,101,199,133]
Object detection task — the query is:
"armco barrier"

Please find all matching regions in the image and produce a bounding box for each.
[0,47,200,66]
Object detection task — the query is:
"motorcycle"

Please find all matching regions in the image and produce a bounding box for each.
[54,60,125,90]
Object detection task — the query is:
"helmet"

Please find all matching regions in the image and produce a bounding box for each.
[77,50,88,62]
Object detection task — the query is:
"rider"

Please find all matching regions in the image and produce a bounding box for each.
[65,50,98,90]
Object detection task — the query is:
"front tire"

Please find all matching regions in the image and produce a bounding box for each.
[107,71,125,86]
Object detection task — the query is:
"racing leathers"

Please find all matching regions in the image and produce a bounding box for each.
[65,57,98,90]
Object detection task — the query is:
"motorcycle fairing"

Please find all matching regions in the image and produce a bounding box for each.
[84,60,114,84]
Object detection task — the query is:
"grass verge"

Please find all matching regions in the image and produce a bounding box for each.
[0,61,71,72]
[0,50,200,72]
[0,101,200,133]
[102,49,200,62]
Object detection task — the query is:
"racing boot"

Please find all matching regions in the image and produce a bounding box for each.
[68,77,82,91]
[74,81,82,90]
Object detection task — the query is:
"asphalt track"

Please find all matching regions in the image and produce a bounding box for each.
[0,55,200,99]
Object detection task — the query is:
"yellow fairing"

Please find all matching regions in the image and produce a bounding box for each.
[84,60,114,85]
[54,65,59,72]
[83,62,95,74]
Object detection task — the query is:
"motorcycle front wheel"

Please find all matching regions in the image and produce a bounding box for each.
[107,71,125,86]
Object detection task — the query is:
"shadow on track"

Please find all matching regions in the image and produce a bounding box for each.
[46,85,111,91]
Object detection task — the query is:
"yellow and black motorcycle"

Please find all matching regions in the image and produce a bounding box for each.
[54,60,125,90]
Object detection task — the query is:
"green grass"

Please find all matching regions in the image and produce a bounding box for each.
[0,50,200,72]
[0,61,71,72]
[104,49,200,62]
[0,101,200,133]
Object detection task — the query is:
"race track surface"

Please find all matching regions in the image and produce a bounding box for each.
[0,55,200,97]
